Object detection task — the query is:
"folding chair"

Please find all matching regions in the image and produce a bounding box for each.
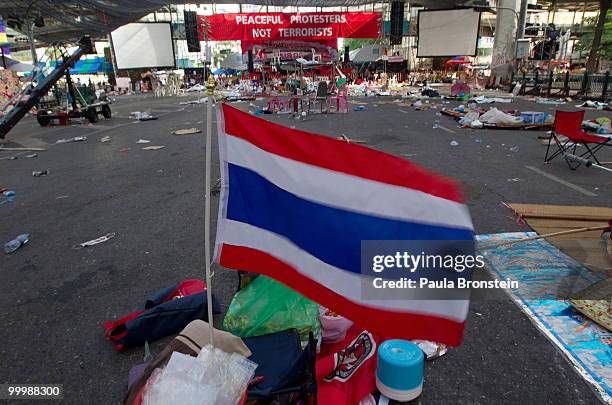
[329,83,349,114]
[545,110,611,170]
[307,81,329,114]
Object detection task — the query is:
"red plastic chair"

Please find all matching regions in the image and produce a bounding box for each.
[545,110,611,169]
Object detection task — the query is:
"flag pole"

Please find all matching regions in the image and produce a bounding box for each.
[204,73,215,346]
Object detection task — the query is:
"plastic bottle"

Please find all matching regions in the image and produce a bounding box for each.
[4,234,30,254]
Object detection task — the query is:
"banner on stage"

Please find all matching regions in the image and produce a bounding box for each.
[198,12,381,42]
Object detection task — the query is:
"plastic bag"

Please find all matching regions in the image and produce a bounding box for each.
[458,111,480,126]
[224,276,320,342]
[479,108,521,125]
[319,307,353,343]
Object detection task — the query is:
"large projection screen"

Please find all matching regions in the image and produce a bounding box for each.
[111,23,175,70]
[417,9,481,57]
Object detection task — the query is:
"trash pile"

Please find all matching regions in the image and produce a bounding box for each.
[109,273,448,404]
[142,348,256,405]
[576,100,609,111]
[442,105,554,130]
[582,117,612,135]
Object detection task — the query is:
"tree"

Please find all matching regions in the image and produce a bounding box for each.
[342,38,379,51]
[578,0,611,72]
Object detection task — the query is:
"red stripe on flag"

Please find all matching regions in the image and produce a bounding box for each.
[222,104,465,203]
[219,243,466,347]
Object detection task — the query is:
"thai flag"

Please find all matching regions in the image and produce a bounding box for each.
[215,104,474,346]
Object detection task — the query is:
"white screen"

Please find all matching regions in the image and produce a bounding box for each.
[111,23,175,69]
[417,9,480,57]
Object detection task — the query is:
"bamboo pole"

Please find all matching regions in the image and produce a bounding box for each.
[480,224,611,250]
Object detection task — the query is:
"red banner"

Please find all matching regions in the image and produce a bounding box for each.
[198,12,381,42]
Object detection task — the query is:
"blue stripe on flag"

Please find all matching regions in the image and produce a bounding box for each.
[226,163,474,274]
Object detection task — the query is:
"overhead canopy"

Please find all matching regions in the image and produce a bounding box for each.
[349,44,384,62]
[0,0,466,43]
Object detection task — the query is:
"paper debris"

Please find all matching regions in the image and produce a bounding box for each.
[141,146,165,150]
[173,128,201,135]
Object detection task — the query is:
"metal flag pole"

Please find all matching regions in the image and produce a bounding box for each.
[204,73,215,346]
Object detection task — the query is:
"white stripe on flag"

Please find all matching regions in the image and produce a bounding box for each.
[225,134,474,231]
[219,218,470,322]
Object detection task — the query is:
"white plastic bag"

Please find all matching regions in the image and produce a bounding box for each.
[458,112,480,126]
[479,108,521,125]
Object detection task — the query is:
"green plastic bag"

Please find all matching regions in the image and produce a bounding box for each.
[224,276,320,342]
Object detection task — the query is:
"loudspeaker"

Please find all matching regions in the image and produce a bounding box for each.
[390,1,405,45]
[344,46,350,64]
[247,50,254,73]
[184,10,201,53]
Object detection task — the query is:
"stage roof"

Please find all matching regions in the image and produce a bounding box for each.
[0,0,472,43]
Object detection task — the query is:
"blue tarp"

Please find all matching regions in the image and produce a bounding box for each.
[478,232,612,402]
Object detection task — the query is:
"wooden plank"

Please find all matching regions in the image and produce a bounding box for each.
[508,203,612,221]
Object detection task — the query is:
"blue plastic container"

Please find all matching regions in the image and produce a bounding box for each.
[376,339,424,401]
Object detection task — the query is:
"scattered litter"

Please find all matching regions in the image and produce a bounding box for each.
[520,111,547,124]
[56,195,71,199]
[337,135,366,144]
[0,147,45,152]
[0,190,16,206]
[459,112,480,126]
[421,88,440,97]
[173,128,201,136]
[401,153,417,157]
[4,233,30,254]
[535,98,566,105]
[475,138,482,143]
[76,233,116,248]
[25,153,37,158]
[413,340,448,360]
[577,100,607,110]
[100,136,111,143]
[509,146,520,153]
[119,148,131,153]
[450,140,459,146]
[8,156,18,160]
[475,312,483,316]
[353,105,367,111]
[507,178,522,182]
[398,109,409,114]
[56,136,87,144]
[136,139,151,144]
[470,120,484,129]
[480,108,521,125]
[179,97,207,105]
[472,96,513,104]
[131,111,158,121]
[32,169,50,177]
[141,145,165,150]
[142,347,256,405]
